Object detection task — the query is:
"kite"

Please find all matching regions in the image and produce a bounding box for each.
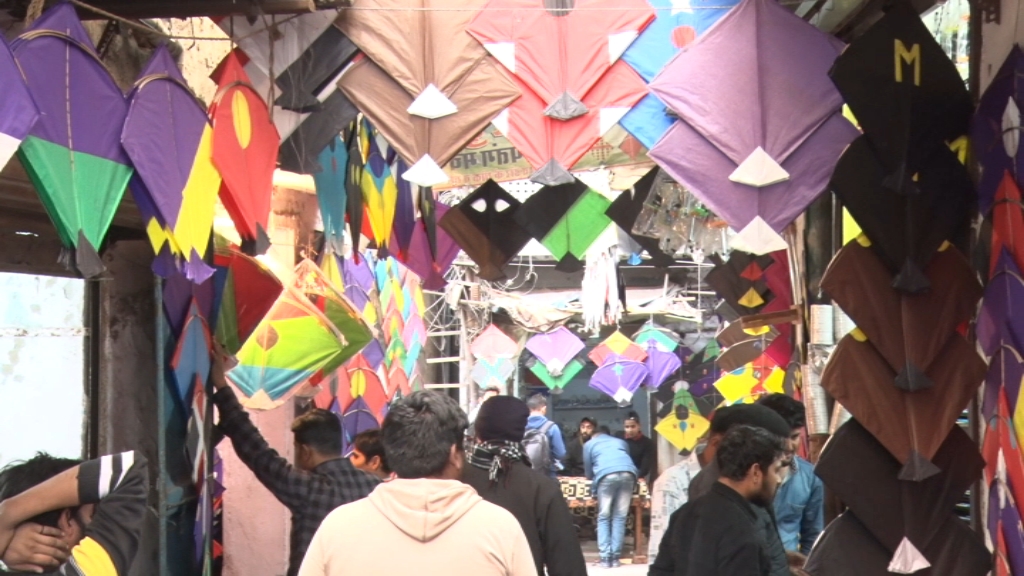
[313,135,349,256]
[820,331,985,481]
[525,327,586,376]
[272,25,358,113]
[337,0,521,186]
[490,61,647,185]
[12,3,135,277]
[277,88,360,176]
[470,325,518,362]
[977,250,1024,358]
[361,139,399,255]
[468,0,653,120]
[338,54,519,188]
[0,36,38,172]
[989,172,1024,277]
[227,285,362,410]
[830,137,973,293]
[209,52,279,255]
[514,178,614,271]
[472,358,515,389]
[400,203,461,290]
[655,389,711,452]
[821,240,982,391]
[211,245,282,354]
[814,419,988,574]
[341,396,380,457]
[703,251,776,315]
[123,46,221,283]
[604,168,676,266]
[590,357,649,405]
[973,46,1024,215]
[529,357,585,392]
[635,323,682,388]
[588,331,647,366]
[171,301,212,407]
[347,356,389,418]
[292,259,375,374]
[829,0,973,195]
[438,179,532,281]
[647,0,856,254]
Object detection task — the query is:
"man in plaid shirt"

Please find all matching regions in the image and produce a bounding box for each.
[211,351,379,576]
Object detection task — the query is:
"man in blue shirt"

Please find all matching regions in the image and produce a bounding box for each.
[758,394,824,555]
[525,394,566,477]
[584,425,638,568]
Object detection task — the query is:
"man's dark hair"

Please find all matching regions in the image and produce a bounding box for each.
[757,394,807,431]
[597,425,611,435]
[0,453,82,527]
[483,386,500,395]
[353,430,390,474]
[382,391,468,479]
[292,409,343,455]
[709,404,791,438]
[716,426,787,482]
[625,411,640,423]
[526,394,548,411]
[580,417,597,427]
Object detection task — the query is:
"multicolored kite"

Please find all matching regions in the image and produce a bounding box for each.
[0,36,38,171]
[12,3,135,277]
[124,46,221,282]
[514,179,614,271]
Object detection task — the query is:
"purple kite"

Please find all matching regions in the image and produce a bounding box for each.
[171,301,212,407]
[0,36,38,171]
[977,249,1024,358]
[124,45,222,282]
[591,357,649,405]
[12,3,135,277]
[525,327,585,376]
[341,396,380,457]
[643,342,682,389]
[647,0,857,254]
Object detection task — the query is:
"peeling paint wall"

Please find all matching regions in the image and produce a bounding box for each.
[0,272,85,468]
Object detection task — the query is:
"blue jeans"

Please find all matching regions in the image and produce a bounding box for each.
[595,472,636,560]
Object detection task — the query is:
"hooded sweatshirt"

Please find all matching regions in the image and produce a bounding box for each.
[298,478,536,576]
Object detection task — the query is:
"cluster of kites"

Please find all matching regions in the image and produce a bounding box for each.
[976,46,1024,575]
[800,4,990,575]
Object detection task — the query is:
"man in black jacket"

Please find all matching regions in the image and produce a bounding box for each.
[649,426,788,576]
[462,396,587,576]
[562,417,596,477]
[620,412,656,484]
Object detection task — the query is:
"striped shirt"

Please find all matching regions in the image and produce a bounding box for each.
[59,451,148,575]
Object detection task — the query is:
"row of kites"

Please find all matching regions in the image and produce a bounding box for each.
[464,246,796,454]
[0,0,903,287]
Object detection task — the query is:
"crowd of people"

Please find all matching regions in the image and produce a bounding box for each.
[0,349,824,576]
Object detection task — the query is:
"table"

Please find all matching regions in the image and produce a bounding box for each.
[559,476,651,564]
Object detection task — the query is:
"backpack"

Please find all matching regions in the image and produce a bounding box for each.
[523,420,556,472]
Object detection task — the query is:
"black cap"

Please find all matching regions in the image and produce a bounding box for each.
[475,396,530,443]
[710,404,791,438]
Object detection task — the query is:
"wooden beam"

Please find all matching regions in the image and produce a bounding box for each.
[739,306,802,330]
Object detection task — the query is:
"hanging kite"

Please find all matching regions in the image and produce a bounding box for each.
[341,396,380,456]
[528,357,585,393]
[164,268,216,340]
[830,138,973,293]
[704,251,776,315]
[361,135,399,255]
[171,301,212,408]
[591,357,649,405]
[989,173,1024,277]
[820,330,984,481]
[472,358,515,390]
[514,178,614,272]
[973,47,1024,215]
[292,259,375,375]
[399,203,460,290]
[0,36,38,172]
[619,0,708,150]
[829,1,973,198]
[647,0,856,254]
[470,325,519,362]
[123,46,221,282]
[313,135,349,256]
[526,327,586,376]
[634,322,682,388]
[347,356,389,419]
[438,179,532,281]
[209,52,279,255]
[811,419,989,575]
[491,61,647,185]
[11,3,135,277]
[655,389,711,452]
[821,240,982,392]
[468,0,653,121]
[588,331,647,365]
[977,250,1024,360]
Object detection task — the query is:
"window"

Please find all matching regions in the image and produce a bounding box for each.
[0,273,86,468]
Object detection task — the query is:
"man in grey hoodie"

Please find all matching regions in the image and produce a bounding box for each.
[299,391,535,576]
